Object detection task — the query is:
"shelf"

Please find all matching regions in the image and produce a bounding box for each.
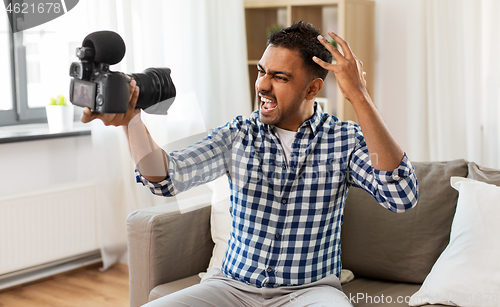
[0,122,91,144]
[244,0,374,121]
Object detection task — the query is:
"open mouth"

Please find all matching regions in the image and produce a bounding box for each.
[259,94,277,112]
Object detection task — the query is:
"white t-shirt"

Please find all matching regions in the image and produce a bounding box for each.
[274,126,297,166]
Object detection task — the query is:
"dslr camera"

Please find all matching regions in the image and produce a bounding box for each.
[69,31,176,114]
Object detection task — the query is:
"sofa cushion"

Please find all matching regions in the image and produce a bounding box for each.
[341,160,468,284]
[149,275,202,302]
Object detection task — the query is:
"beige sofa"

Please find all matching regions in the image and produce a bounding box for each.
[127,160,500,307]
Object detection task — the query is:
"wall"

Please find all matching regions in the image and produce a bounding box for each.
[0,136,94,196]
[0,135,99,276]
[372,0,411,155]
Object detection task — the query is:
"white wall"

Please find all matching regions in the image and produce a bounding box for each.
[372,0,411,153]
[0,136,94,197]
[0,135,100,277]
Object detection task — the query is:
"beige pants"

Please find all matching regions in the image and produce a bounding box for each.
[143,269,353,307]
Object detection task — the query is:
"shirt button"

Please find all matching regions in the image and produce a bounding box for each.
[282,200,287,204]
[282,165,286,170]
[267,268,272,273]
[275,234,280,239]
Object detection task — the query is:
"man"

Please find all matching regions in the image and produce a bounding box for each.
[83,21,418,306]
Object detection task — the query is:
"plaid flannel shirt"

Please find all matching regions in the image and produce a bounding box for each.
[137,103,418,288]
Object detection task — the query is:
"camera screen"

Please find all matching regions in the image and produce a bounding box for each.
[71,79,96,109]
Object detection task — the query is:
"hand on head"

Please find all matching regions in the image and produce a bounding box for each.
[313,31,369,103]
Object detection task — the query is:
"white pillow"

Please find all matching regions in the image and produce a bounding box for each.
[410,177,500,307]
[203,175,232,275]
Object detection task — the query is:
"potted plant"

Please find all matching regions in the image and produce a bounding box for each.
[45,95,74,133]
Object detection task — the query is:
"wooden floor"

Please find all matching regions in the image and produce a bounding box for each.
[0,263,129,307]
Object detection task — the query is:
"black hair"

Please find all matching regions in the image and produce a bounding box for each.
[268,21,332,80]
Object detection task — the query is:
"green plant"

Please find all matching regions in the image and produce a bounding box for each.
[50,95,67,106]
[266,24,284,39]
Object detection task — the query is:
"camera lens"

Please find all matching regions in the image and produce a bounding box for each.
[130,68,176,111]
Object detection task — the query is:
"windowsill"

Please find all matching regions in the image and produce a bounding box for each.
[0,121,91,144]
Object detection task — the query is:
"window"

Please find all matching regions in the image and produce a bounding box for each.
[0,10,15,125]
[0,1,90,126]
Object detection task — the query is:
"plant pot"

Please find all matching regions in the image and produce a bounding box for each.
[45,105,75,133]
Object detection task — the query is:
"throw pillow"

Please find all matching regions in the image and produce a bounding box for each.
[410,177,500,307]
[204,175,232,274]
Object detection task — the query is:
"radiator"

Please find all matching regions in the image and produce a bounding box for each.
[0,183,99,276]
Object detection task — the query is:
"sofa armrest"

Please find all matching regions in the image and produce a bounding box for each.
[127,203,214,307]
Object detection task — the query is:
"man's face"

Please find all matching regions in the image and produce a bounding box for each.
[256,46,313,131]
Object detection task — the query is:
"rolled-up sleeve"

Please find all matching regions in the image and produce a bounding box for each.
[136,117,244,197]
[135,165,176,197]
[348,140,418,213]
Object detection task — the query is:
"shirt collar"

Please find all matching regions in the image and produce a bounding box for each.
[256,101,325,135]
[300,101,323,136]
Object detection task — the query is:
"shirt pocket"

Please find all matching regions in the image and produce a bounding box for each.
[231,157,265,194]
[297,164,343,213]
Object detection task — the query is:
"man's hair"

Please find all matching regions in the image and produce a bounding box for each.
[268,21,333,81]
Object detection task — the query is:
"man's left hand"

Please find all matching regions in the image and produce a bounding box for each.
[313,30,370,104]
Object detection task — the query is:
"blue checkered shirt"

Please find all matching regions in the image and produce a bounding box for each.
[137,104,418,288]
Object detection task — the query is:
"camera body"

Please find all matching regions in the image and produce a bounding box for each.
[70,54,130,113]
[69,31,176,115]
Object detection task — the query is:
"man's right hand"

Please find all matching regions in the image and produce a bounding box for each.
[81,80,141,127]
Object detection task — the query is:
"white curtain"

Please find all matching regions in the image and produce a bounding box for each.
[83,0,251,270]
[405,0,500,168]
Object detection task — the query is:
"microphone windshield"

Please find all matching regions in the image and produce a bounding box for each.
[82,31,126,65]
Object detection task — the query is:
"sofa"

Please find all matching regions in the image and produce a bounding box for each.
[127,160,500,307]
